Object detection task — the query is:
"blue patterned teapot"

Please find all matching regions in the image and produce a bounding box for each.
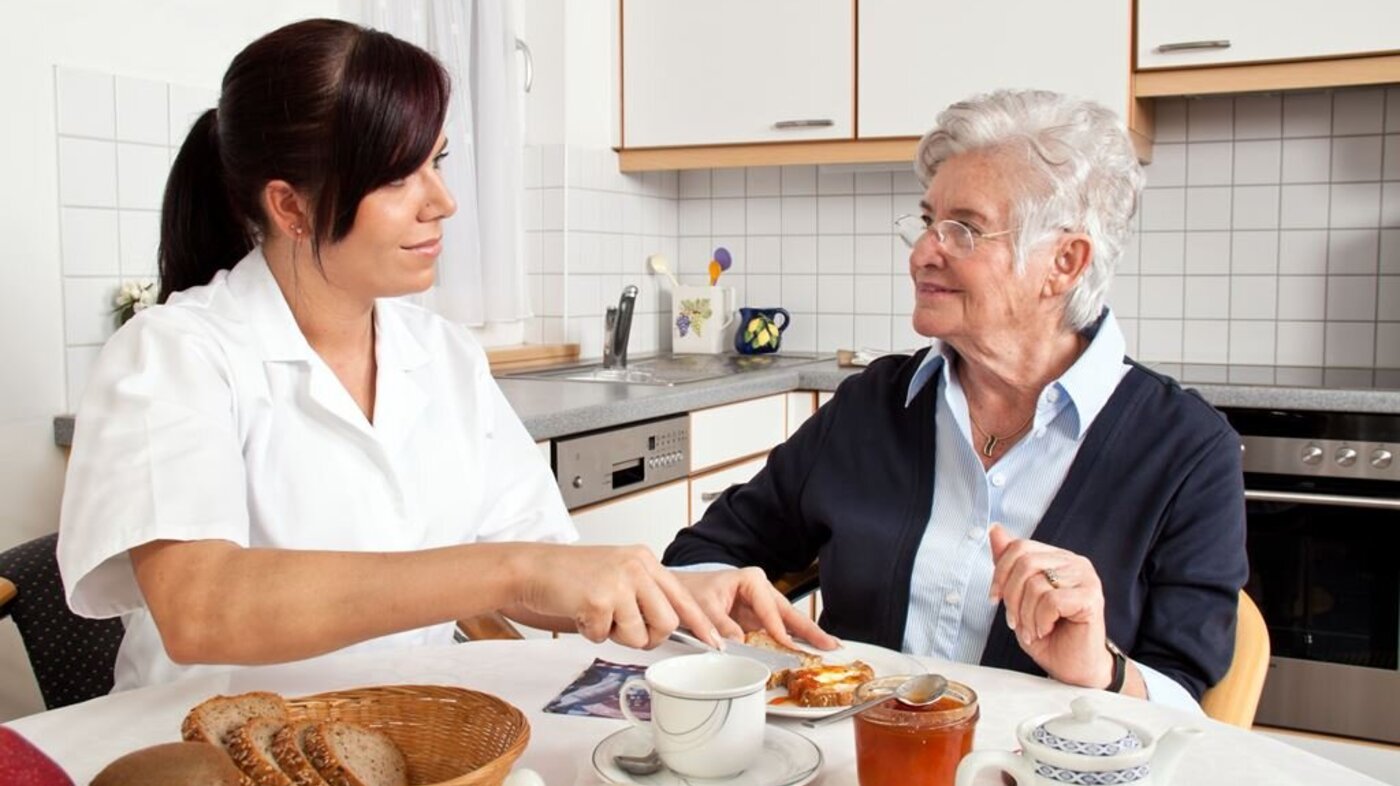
[955,697,1201,786]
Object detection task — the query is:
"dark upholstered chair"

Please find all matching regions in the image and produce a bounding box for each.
[0,533,124,709]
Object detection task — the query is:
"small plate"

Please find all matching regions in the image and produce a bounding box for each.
[591,724,822,786]
[765,640,923,719]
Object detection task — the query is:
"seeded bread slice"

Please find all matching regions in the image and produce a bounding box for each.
[304,721,408,786]
[227,718,295,786]
[182,692,291,750]
[271,722,332,786]
[744,630,824,689]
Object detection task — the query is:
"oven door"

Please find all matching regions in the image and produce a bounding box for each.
[1244,476,1400,743]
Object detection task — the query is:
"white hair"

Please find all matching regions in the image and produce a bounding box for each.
[915,89,1144,331]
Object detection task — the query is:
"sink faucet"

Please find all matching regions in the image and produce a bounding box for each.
[603,284,639,369]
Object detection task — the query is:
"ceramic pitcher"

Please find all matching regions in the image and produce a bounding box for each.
[672,285,736,354]
[735,307,790,355]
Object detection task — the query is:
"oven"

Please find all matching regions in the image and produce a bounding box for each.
[1223,408,1400,744]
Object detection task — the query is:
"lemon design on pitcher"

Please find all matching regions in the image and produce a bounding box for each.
[743,315,780,351]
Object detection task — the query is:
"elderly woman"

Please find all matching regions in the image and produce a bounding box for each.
[667,89,1247,708]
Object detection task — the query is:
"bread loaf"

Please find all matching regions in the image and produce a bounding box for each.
[91,741,250,786]
[226,717,295,786]
[182,692,291,749]
[304,721,408,786]
[271,722,332,786]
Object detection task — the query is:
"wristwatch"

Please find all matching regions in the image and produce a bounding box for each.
[1105,638,1127,693]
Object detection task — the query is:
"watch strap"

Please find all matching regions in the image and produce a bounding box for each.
[1105,638,1127,693]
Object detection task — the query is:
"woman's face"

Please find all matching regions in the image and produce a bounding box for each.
[316,133,456,300]
[907,149,1059,344]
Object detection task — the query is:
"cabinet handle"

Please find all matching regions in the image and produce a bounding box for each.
[1155,40,1231,53]
[515,38,534,93]
[700,490,724,502]
[773,119,835,130]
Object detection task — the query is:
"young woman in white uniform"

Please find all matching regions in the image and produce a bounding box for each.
[58,19,830,691]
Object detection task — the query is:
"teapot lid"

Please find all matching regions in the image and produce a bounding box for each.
[1030,697,1143,757]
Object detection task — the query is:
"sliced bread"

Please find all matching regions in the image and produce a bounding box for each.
[787,660,876,707]
[271,722,332,786]
[226,717,295,786]
[304,721,408,786]
[182,692,291,749]
[743,630,824,689]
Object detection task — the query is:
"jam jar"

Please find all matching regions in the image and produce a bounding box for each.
[852,676,979,786]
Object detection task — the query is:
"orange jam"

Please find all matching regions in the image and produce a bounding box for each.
[852,677,978,786]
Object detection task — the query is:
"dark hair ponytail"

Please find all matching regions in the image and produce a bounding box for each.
[157,19,449,303]
[158,109,252,302]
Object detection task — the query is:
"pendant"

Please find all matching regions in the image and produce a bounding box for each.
[982,435,998,457]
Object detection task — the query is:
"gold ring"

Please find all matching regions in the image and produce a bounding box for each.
[1043,567,1062,589]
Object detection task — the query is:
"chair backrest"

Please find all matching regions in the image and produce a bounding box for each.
[0,533,124,709]
[1200,589,1270,728]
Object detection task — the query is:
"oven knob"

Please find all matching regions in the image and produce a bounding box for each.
[1301,445,1323,465]
[1371,449,1393,469]
[572,475,584,489]
[1335,447,1358,467]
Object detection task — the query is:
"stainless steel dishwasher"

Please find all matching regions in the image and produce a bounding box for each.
[553,414,690,510]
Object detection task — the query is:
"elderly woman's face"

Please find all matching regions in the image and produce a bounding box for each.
[908,150,1058,343]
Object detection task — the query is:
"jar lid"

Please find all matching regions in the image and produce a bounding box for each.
[1029,697,1143,757]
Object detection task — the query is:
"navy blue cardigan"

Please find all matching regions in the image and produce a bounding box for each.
[664,350,1248,699]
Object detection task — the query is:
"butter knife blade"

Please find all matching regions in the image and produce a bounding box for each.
[667,629,802,672]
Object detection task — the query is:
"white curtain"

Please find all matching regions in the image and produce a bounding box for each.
[362,0,530,327]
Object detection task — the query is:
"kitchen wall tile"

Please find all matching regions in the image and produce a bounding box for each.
[892,171,924,195]
[1110,275,1139,318]
[1278,276,1326,320]
[1184,276,1228,319]
[854,194,892,234]
[746,235,781,274]
[854,314,891,350]
[1138,319,1183,362]
[1325,322,1375,366]
[1278,229,1329,274]
[816,314,853,352]
[747,274,782,307]
[65,345,103,410]
[1231,186,1280,230]
[1282,137,1331,183]
[893,319,928,352]
[1139,276,1183,318]
[783,274,817,312]
[568,233,600,274]
[539,145,565,188]
[1328,229,1379,274]
[1382,230,1400,273]
[712,197,745,235]
[1140,188,1185,231]
[1234,140,1281,185]
[118,210,160,278]
[1118,232,1140,274]
[1330,183,1380,228]
[855,275,891,315]
[523,146,542,189]
[678,198,709,236]
[1145,143,1186,188]
[1376,323,1400,367]
[60,208,120,276]
[817,171,854,195]
[57,67,115,139]
[1280,184,1330,229]
[1140,232,1184,274]
[522,190,542,232]
[1186,187,1231,230]
[1327,275,1377,320]
[1118,318,1139,355]
[539,275,565,316]
[1333,89,1386,136]
[63,277,118,345]
[781,196,817,235]
[781,165,817,195]
[1383,183,1400,227]
[1284,92,1332,138]
[746,198,781,235]
[1184,320,1230,363]
[746,167,781,197]
[566,274,601,316]
[855,171,892,195]
[1184,232,1230,275]
[1231,230,1279,274]
[1230,321,1275,364]
[1188,97,1233,142]
[1331,136,1383,182]
[1378,277,1400,320]
[679,169,711,198]
[712,168,745,197]
[1384,136,1400,181]
[1276,321,1325,365]
[1231,276,1277,320]
[1187,142,1232,186]
[58,138,117,207]
[1234,94,1282,140]
[817,235,855,274]
[539,231,564,274]
[541,188,565,231]
[855,235,893,275]
[677,237,711,275]
[115,77,167,145]
[817,196,855,234]
[781,236,817,274]
[890,274,914,317]
[524,234,543,275]
[1389,88,1400,132]
[782,311,817,353]
[817,274,854,313]
[1154,99,1186,143]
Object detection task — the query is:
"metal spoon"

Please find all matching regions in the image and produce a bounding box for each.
[614,748,664,776]
[647,253,682,289]
[801,672,949,729]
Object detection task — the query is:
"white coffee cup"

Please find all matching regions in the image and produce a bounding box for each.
[618,653,769,779]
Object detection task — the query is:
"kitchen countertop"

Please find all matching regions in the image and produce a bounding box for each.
[51,357,1400,447]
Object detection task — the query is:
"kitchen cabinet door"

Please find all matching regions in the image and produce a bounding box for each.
[689,393,788,473]
[622,0,853,147]
[689,455,768,523]
[570,480,689,560]
[1138,0,1400,70]
[859,0,1132,136]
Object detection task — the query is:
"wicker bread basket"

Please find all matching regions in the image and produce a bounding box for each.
[286,685,530,786]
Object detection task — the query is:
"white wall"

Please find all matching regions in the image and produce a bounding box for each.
[0,0,353,723]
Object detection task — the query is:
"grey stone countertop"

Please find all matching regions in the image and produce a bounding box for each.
[50,358,1400,447]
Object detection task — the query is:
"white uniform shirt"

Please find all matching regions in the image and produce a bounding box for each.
[59,248,575,691]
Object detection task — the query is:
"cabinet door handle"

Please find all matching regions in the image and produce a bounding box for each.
[700,490,724,502]
[515,38,534,93]
[773,119,835,130]
[1155,40,1231,53]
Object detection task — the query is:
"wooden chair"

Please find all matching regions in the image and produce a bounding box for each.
[1200,590,1271,729]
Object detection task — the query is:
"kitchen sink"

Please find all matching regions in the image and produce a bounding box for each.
[503,352,829,386]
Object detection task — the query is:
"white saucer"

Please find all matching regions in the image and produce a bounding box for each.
[591,724,822,785]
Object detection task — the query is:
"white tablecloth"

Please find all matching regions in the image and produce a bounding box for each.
[3,638,1383,785]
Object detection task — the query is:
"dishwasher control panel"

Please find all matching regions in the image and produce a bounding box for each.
[553,415,690,510]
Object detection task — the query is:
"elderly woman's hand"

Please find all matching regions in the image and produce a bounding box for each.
[988,525,1117,690]
[672,567,840,651]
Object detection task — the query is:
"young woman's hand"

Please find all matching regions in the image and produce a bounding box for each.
[672,567,840,651]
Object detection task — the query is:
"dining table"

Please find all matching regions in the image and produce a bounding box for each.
[3,636,1384,785]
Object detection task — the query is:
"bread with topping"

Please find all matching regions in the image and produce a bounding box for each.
[742,630,823,689]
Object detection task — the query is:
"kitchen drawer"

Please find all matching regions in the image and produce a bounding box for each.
[688,394,788,473]
[689,455,768,523]
[570,480,689,560]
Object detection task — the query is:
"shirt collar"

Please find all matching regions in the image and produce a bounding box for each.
[904,308,1127,438]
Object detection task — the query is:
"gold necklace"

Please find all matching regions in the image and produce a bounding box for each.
[967,407,1036,458]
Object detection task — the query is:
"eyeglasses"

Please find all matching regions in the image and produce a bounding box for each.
[893,214,1016,259]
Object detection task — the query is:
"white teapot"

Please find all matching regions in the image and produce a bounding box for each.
[955,696,1202,786]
